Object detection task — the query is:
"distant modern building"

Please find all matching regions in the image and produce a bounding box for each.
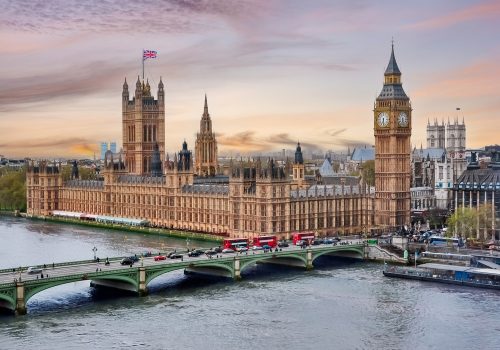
[100,142,108,160]
[100,141,118,160]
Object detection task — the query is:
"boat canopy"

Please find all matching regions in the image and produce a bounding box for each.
[51,210,149,226]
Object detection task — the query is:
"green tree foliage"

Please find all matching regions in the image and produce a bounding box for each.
[361,160,375,187]
[0,167,26,211]
[447,204,495,241]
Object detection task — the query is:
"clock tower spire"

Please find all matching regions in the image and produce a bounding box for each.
[373,43,412,230]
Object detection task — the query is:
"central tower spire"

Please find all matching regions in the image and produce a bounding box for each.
[195,94,219,177]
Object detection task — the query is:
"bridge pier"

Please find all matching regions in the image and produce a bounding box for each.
[15,282,26,315]
[138,267,148,296]
[233,257,241,281]
[306,249,313,270]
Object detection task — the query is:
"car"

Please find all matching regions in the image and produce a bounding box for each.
[120,257,134,265]
[236,247,248,252]
[205,250,217,256]
[277,241,289,248]
[167,251,178,258]
[295,240,304,246]
[194,249,205,254]
[27,267,42,274]
[212,247,223,253]
[129,255,140,262]
[252,245,264,251]
[143,251,152,257]
[323,239,334,244]
[262,245,271,250]
[188,251,202,257]
[170,253,183,259]
[222,248,234,254]
[154,255,166,261]
[313,239,323,245]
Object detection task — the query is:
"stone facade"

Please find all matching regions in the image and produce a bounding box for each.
[26,70,402,238]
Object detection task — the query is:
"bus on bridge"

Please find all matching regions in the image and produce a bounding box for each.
[223,238,249,251]
[252,235,277,248]
[292,232,315,246]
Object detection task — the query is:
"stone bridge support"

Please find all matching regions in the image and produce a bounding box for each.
[138,267,148,296]
[306,249,313,270]
[15,282,26,316]
[233,257,241,280]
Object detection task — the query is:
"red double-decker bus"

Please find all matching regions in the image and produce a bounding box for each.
[252,235,277,248]
[223,238,249,250]
[292,232,315,245]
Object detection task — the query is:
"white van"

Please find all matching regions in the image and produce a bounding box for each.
[27,267,43,274]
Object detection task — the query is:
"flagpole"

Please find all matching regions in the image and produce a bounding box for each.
[142,49,144,81]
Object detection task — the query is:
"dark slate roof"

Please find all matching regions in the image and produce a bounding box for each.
[319,158,335,176]
[320,175,360,186]
[193,175,229,184]
[182,184,229,195]
[351,148,375,162]
[377,84,408,100]
[290,184,362,199]
[456,168,500,190]
[117,175,166,184]
[65,179,104,189]
[385,45,401,75]
[413,148,446,160]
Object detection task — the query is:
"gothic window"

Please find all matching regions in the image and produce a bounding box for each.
[430,135,435,148]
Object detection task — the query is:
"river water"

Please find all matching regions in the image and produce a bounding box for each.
[0,216,499,350]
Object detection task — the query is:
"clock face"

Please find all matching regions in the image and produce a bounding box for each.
[377,112,389,127]
[398,112,408,127]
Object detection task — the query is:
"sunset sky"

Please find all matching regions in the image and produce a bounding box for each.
[1,0,499,158]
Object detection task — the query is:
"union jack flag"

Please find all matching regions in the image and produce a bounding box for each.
[143,50,157,60]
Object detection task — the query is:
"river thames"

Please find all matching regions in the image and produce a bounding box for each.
[0,217,499,350]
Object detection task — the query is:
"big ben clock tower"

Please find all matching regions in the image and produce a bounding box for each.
[374,43,412,229]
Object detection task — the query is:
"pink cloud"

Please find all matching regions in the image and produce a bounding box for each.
[406,1,500,30]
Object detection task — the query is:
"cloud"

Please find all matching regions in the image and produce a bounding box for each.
[406,1,500,31]
[0,61,130,111]
[217,131,269,152]
[0,0,270,34]
[413,57,500,100]
[0,137,92,149]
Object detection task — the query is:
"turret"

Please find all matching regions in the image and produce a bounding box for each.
[158,77,164,108]
[135,76,142,101]
[122,78,129,107]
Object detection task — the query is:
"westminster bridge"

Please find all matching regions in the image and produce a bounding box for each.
[0,241,404,315]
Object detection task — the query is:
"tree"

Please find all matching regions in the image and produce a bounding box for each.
[361,160,375,187]
[0,167,26,211]
[477,203,494,241]
[446,207,477,240]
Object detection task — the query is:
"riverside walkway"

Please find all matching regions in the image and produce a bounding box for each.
[0,241,367,315]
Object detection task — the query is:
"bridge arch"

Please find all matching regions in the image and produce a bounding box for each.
[24,274,138,304]
[311,246,364,263]
[145,262,234,285]
[239,253,308,273]
[0,289,16,312]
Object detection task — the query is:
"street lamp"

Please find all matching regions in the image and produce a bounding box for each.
[92,246,98,260]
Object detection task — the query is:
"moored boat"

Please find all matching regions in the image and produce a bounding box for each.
[383,263,500,290]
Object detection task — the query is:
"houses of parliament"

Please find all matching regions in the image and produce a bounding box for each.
[26,46,412,238]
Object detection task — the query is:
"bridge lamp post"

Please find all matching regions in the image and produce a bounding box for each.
[92,246,98,261]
